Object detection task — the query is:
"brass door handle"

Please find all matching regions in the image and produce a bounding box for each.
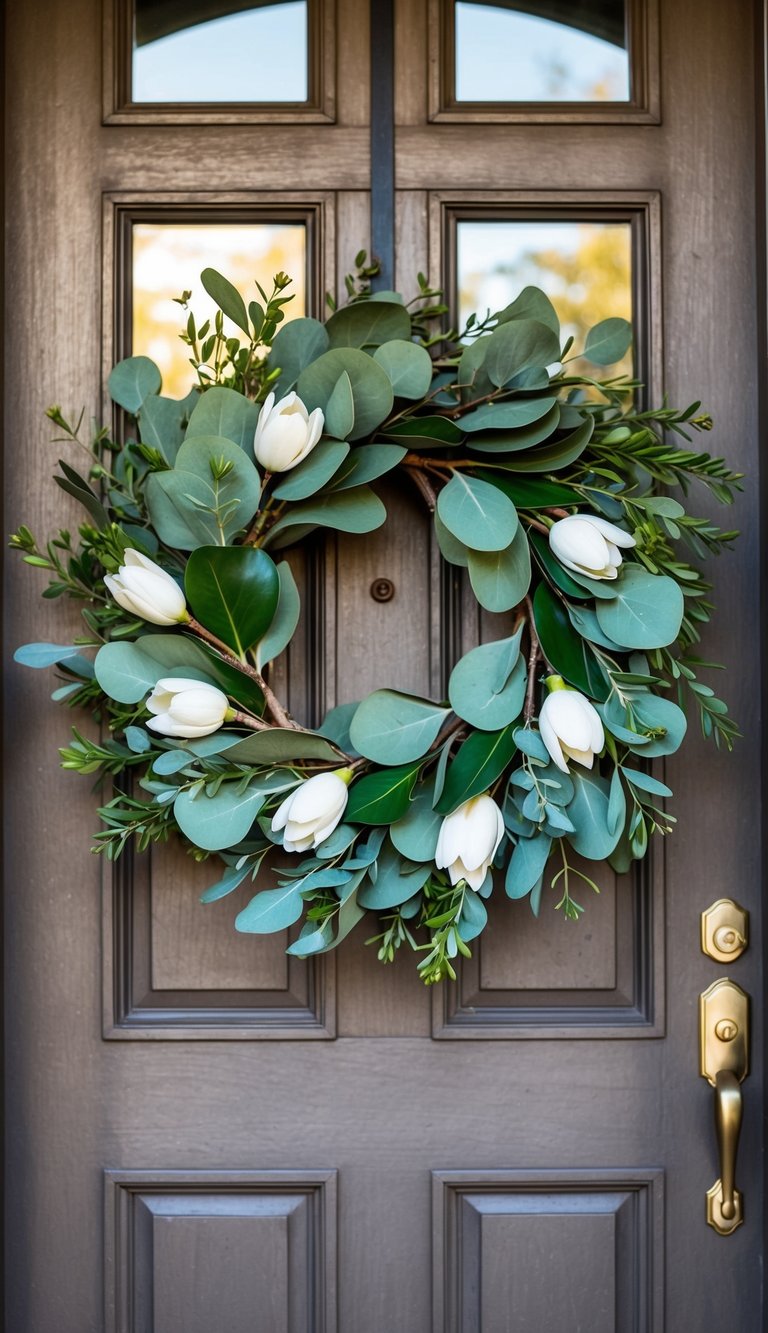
[713,1070,742,1224]
[700,979,748,1234]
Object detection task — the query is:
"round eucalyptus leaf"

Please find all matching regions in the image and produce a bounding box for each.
[494,286,560,334]
[358,842,431,909]
[437,473,518,552]
[565,770,623,860]
[184,386,258,451]
[271,440,350,501]
[235,882,305,934]
[297,348,394,440]
[174,782,265,852]
[390,781,442,861]
[583,317,633,366]
[505,832,552,899]
[107,356,161,414]
[484,318,562,388]
[268,317,330,394]
[325,300,411,349]
[461,396,557,433]
[595,565,685,649]
[373,340,433,399]
[467,526,531,612]
[350,691,450,765]
[448,630,526,730]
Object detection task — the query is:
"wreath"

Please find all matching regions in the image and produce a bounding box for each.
[13,258,740,983]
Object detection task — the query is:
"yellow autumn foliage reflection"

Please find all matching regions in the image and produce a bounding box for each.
[132,224,306,399]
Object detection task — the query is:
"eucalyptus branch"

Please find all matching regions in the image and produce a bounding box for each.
[524,599,543,722]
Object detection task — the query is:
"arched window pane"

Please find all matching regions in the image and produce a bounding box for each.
[455,2,630,103]
[133,2,308,103]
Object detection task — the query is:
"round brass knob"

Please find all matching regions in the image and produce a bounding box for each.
[370,578,395,602]
[713,925,744,954]
[715,1019,739,1042]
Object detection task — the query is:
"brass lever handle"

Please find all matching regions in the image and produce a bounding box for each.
[700,979,748,1234]
[714,1070,742,1223]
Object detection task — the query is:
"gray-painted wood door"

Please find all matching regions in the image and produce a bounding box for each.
[4,1,764,1329]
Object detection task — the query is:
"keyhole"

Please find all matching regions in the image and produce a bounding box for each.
[715,1019,739,1042]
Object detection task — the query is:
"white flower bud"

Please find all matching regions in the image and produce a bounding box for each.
[549,514,635,581]
[272,769,351,852]
[539,685,605,774]
[104,549,187,625]
[145,677,229,738]
[435,793,505,891]
[253,391,324,473]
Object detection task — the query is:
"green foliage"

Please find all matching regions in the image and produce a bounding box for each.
[14,262,740,984]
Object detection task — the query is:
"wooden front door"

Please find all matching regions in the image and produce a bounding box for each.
[4,1,764,1328]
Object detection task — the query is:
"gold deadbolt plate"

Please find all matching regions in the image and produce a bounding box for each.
[701,898,748,963]
[700,979,749,1086]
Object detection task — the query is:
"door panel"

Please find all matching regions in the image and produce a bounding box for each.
[4,1,764,1330]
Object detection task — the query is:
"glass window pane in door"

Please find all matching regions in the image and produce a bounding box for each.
[455,2,630,103]
[132,223,306,398]
[133,1,308,103]
[457,219,633,382]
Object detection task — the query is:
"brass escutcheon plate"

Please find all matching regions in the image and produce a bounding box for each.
[701,898,748,963]
[706,1179,744,1235]
[700,979,749,1085]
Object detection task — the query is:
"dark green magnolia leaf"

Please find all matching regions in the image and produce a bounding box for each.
[146,435,261,550]
[373,340,433,399]
[467,526,531,612]
[108,356,162,414]
[358,841,431,909]
[467,403,560,454]
[324,371,356,439]
[437,472,518,552]
[297,348,394,440]
[436,724,518,815]
[461,396,557,433]
[533,582,610,701]
[350,691,450,765]
[268,317,330,395]
[184,386,258,451]
[501,415,594,472]
[492,477,580,508]
[494,286,560,334]
[345,761,421,824]
[271,439,350,500]
[325,299,411,349]
[382,415,463,449]
[505,832,552,899]
[328,443,407,490]
[565,770,623,859]
[200,267,250,336]
[595,565,684,649]
[484,319,561,388]
[256,562,300,670]
[184,545,280,656]
[448,629,526,730]
[390,780,442,861]
[264,485,387,545]
[174,782,264,852]
[138,395,186,464]
[583,317,633,366]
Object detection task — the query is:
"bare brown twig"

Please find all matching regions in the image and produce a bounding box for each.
[523,596,543,723]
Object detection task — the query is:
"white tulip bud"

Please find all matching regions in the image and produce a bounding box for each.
[253,391,324,473]
[549,513,635,581]
[538,680,605,774]
[145,677,229,738]
[435,793,505,891]
[104,549,188,625]
[272,768,352,852]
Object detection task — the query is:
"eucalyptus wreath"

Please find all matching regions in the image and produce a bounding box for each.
[13,256,740,983]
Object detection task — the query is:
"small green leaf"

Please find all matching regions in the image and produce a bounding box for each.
[583,317,632,366]
[297,348,394,441]
[174,782,264,852]
[565,770,623,859]
[235,881,305,933]
[382,416,463,450]
[448,630,526,730]
[325,300,411,349]
[271,440,350,501]
[146,435,261,550]
[467,526,531,612]
[461,396,557,433]
[494,286,560,334]
[484,318,561,387]
[324,371,356,440]
[358,841,431,909]
[200,267,250,336]
[390,780,442,861]
[328,444,407,490]
[268,317,330,395]
[108,356,162,414]
[506,832,552,899]
[264,486,387,544]
[185,386,258,451]
[373,340,433,399]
